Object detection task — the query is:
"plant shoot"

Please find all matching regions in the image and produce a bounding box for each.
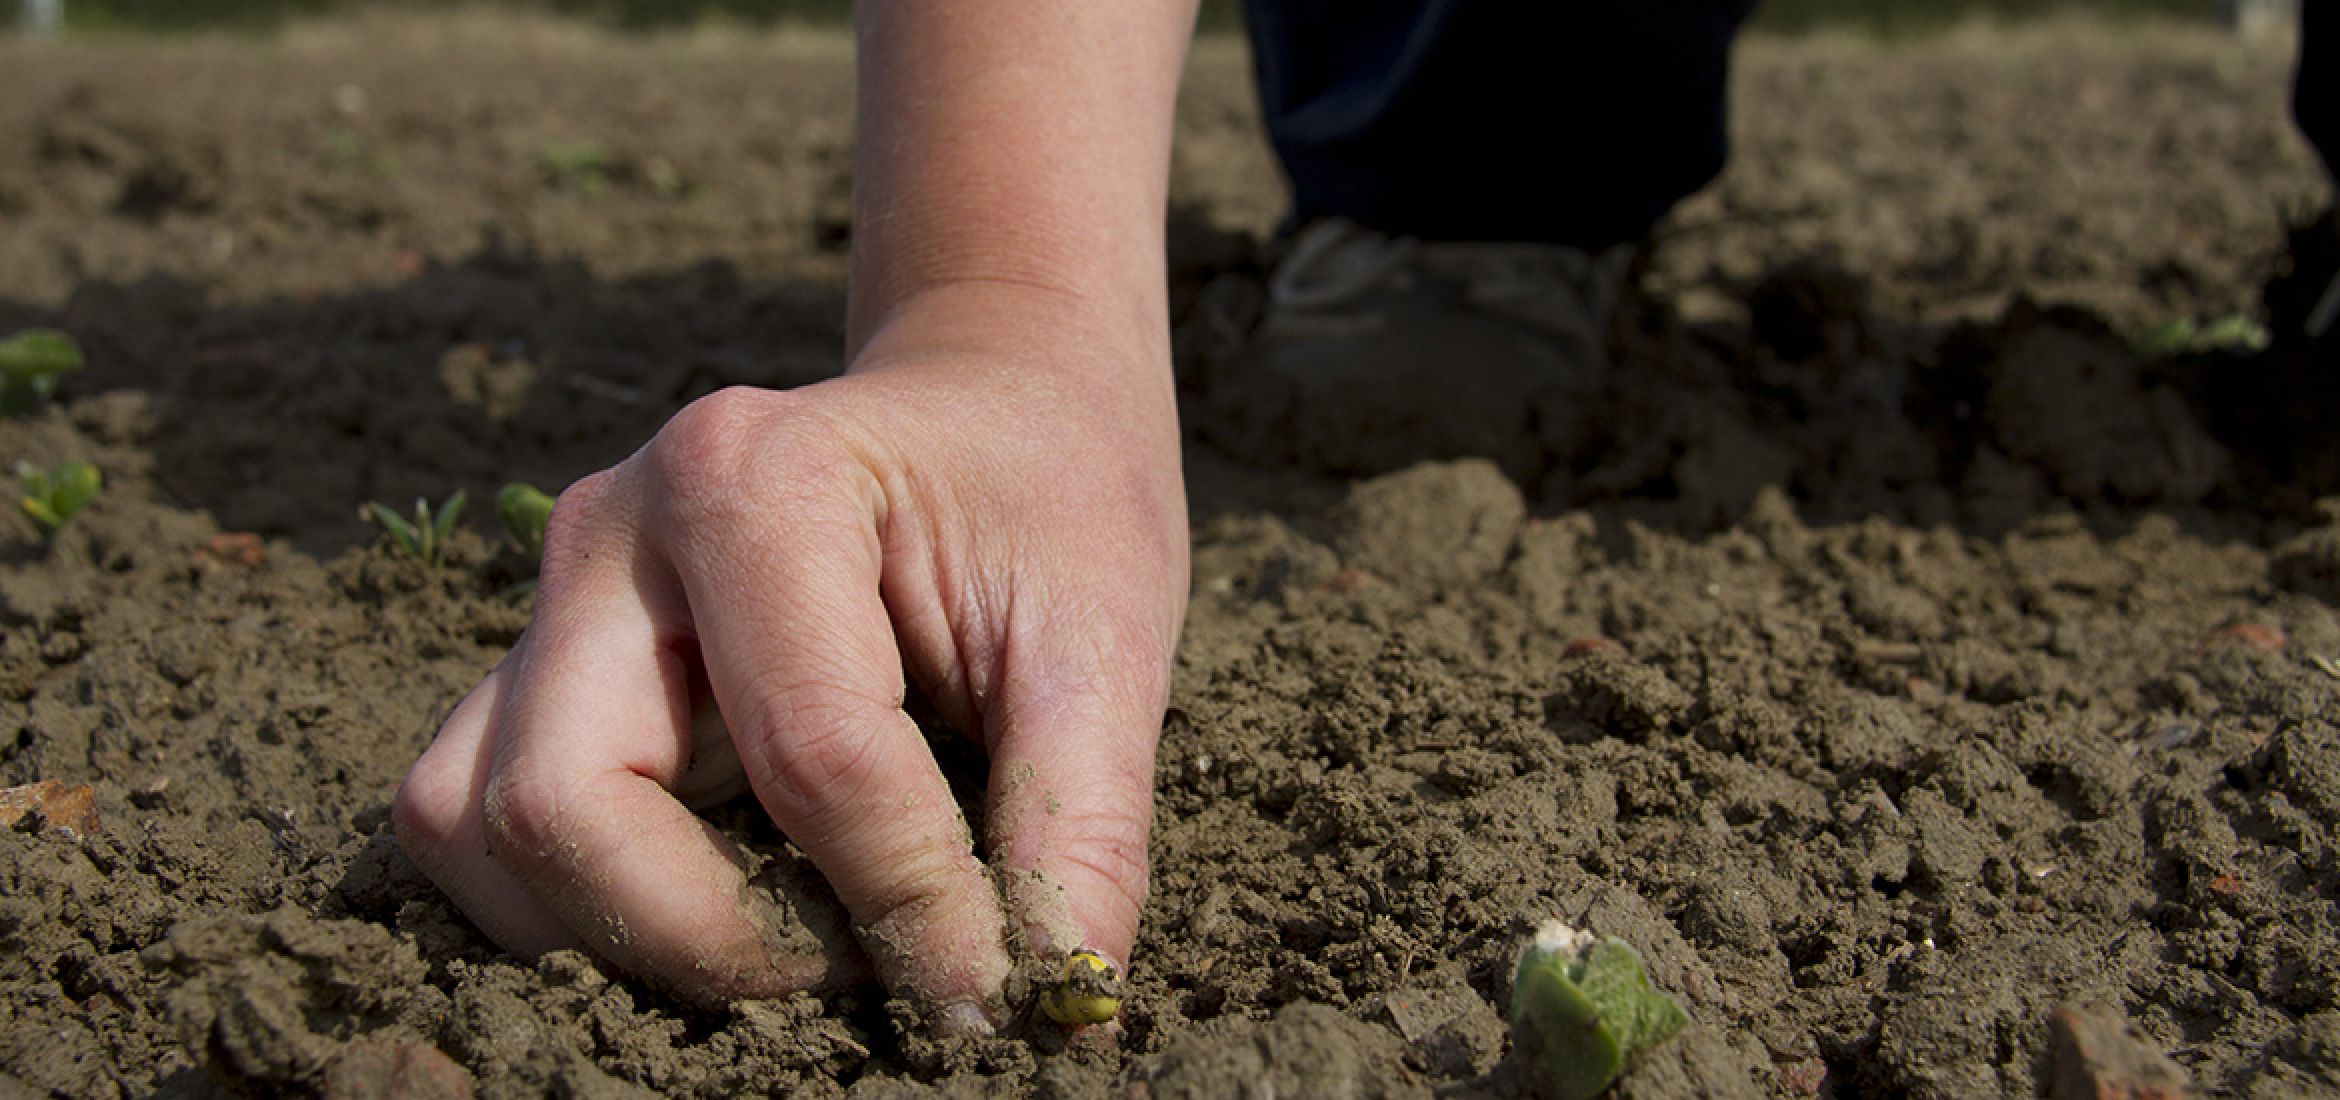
[364,491,467,570]
[19,461,101,535]
[0,329,85,415]
[1509,921,1688,1100]
[497,482,555,559]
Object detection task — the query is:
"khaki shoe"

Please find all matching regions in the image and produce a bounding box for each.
[1196,218,1633,484]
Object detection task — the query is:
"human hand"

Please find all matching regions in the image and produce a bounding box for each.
[392,286,1188,1032]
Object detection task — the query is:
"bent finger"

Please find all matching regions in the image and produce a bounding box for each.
[984,606,1172,972]
[393,661,579,957]
[482,476,856,1002]
[657,427,1012,1027]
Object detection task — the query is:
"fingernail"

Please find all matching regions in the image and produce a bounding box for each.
[938,1000,996,1040]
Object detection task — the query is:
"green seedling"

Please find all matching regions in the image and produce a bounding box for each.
[0,329,85,415]
[18,461,101,535]
[2133,314,2271,358]
[1509,921,1688,1100]
[538,140,613,196]
[363,491,466,570]
[497,482,554,559]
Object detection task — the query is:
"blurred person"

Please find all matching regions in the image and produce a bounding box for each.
[391,0,2337,1032]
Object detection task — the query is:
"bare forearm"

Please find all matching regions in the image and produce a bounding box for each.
[847,0,1200,367]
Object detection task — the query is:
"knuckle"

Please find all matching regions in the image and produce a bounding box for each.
[734,692,887,836]
[650,386,863,524]
[390,752,466,873]
[1051,806,1154,916]
[478,757,576,873]
[536,469,618,580]
[650,387,778,512]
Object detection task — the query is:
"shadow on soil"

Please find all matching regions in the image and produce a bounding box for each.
[0,213,2333,566]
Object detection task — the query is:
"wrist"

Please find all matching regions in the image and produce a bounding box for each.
[847,278,1174,397]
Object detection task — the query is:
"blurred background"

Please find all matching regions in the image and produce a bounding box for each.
[5,0,2305,34]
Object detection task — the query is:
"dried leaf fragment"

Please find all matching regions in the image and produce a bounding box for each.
[0,779,103,838]
[2207,623,2286,652]
[196,531,267,568]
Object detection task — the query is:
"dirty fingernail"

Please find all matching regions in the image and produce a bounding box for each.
[938,1000,996,1039]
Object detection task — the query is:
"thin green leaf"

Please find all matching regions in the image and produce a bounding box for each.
[366,501,424,557]
[431,489,468,546]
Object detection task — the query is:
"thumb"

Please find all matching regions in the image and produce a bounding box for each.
[982,614,1172,972]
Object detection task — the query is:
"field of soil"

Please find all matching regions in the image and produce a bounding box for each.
[3,14,2338,1098]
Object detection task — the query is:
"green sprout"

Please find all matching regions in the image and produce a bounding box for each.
[2133,314,2271,358]
[538,140,613,196]
[363,491,466,570]
[18,461,101,535]
[497,482,554,559]
[0,329,85,415]
[1509,921,1689,1100]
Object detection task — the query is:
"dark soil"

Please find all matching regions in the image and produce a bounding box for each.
[2,15,2337,1099]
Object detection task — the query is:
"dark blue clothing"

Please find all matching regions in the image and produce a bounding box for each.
[1244,1,2336,247]
[1241,0,1757,249]
[2302,1,2337,183]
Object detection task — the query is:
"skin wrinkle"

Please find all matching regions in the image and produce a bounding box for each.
[731,692,896,843]
[486,768,596,895]
[986,654,1163,962]
[1048,833,1151,944]
[748,708,987,921]
[873,454,993,733]
[397,670,592,960]
[995,735,1156,873]
[479,545,828,991]
[965,435,1159,701]
[854,860,1011,1019]
[995,783,1153,907]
